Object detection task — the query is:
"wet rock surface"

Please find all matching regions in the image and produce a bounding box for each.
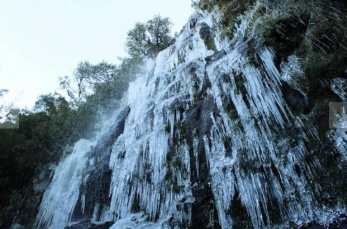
[65,220,113,229]
[199,22,211,41]
[299,214,347,229]
[281,82,310,114]
[25,1,347,229]
[73,107,130,220]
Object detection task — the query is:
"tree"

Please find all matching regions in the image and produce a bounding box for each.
[59,61,117,107]
[0,89,19,128]
[86,61,116,86]
[147,15,174,57]
[59,61,93,106]
[126,15,174,59]
[0,89,9,118]
[34,93,69,115]
[0,15,173,228]
[126,22,150,58]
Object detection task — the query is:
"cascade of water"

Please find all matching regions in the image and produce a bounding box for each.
[36,139,94,229]
[104,4,318,227]
[36,1,346,228]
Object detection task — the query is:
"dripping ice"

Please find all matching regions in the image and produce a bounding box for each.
[36,2,347,229]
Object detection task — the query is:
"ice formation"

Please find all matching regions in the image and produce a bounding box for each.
[36,2,346,229]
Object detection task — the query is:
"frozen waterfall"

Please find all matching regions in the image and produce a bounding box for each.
[36,2,346,229]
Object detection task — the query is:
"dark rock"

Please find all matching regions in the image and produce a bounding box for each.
[72,107,130,221]
[65,220,114,229]
[199,22,211,41]
[299,214,347,229]
[205,50,226,65]
[190,18,197,29]
[282,82,310,115]
[65,220,90,229]
[181,95,221,228]
[262,15,309,69]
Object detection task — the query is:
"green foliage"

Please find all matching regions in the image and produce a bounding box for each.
[0,107,80,226]
[0,32,146,229]
[0,90,20,129]
[205,37,217,52]
[126,15,174,59]
[194,0,254,39]
[147,15,174,56]
[59,61,117,107]
[125,22,149,58]
[0,89,9,120]
[0,12,176,227]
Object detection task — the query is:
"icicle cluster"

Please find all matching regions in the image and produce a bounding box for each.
[36,1,346,229]
[105,4,321,227]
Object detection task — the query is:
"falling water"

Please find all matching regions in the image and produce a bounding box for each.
[36,140,94,229]
[36,1,347,229]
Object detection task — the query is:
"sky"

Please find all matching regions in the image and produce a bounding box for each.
[0,0,193,109]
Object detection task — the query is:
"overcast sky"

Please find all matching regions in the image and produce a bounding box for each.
[0,0,193,109]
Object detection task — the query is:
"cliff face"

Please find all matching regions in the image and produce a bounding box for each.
[36,1,347,228]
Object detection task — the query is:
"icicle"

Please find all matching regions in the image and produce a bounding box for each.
[36,3,345,229]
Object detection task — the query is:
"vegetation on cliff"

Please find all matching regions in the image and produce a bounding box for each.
[0,15,174,228]
[2,0,347,228]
